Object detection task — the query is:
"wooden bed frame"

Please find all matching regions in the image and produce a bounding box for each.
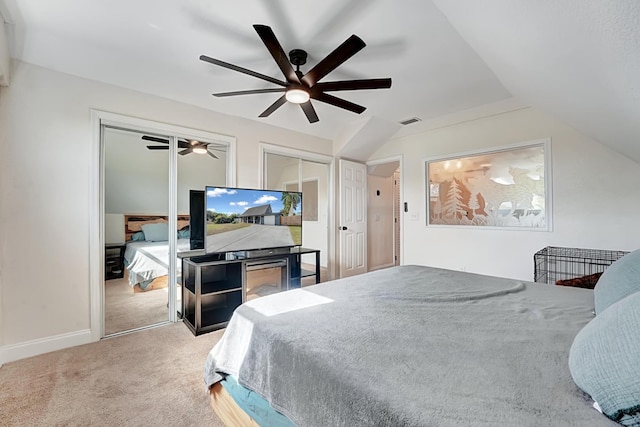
[123,214,190,292]
[210,383,260,427]
[124,214,190,242]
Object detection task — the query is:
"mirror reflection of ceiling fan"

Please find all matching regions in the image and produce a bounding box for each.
[199,24,392,123]
[141,135,220,158]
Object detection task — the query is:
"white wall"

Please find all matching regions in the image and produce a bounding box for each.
[0,61,331,360]
[370,107,640,281]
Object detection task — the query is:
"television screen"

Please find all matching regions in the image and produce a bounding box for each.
[204,186,302,254]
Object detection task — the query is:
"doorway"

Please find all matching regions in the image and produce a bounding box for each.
[366,157,402,271]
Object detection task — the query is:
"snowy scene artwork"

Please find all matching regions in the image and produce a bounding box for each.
[426,139,551,229]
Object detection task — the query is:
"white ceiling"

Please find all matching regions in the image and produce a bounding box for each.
[1,0,639,161]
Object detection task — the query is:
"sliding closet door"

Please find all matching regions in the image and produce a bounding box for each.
[176,140,227,313]
[264,152,330,283]
[103,127,169,335]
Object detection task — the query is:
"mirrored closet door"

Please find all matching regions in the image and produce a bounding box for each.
[176,138,228,315]
[103,127,170,335]
[263,151,331,286]
[103,126,228,336]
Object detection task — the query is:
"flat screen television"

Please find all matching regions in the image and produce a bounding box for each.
[204,186,302,254]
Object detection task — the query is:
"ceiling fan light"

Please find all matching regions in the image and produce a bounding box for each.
[192,146,208,154]
[285,88,310,104]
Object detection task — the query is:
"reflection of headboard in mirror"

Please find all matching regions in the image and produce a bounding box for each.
[124,215,190,241]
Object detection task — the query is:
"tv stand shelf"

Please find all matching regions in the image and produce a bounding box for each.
[301,268,316,277]
[181,247,320,335]
[182,258,244,335]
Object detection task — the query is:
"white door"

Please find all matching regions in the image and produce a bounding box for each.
[339,159,367,277]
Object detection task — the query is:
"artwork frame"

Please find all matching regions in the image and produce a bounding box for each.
[424,138,552,230]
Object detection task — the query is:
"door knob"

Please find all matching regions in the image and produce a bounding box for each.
[339,226,348,230]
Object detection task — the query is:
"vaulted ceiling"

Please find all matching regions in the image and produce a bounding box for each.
[1,0,638,161]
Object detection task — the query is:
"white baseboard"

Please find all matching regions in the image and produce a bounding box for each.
[0,329,94,365]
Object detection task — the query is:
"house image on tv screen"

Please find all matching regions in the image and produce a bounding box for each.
[239,204,281,225]
[204,187,303,253]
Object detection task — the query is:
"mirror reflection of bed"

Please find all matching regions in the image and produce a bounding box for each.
[104,214,190,335]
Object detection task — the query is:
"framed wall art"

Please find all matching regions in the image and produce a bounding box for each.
[425,139,552,230]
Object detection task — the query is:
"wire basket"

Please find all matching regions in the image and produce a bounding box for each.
[533,246,628,285]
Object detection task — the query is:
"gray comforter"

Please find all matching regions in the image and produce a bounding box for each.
[204,265,617,426]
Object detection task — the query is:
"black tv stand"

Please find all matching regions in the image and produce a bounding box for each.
[245,247,292,258]
[181,247,320,335]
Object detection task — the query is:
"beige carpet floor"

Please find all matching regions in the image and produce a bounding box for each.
[0,323,225,427]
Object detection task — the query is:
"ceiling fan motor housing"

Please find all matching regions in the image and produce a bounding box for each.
[288,49,307,67]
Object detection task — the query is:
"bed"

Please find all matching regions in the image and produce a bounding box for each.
[123,215,191,291]
[204,262,640,426]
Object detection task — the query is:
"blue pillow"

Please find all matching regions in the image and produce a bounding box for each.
[569,291,640,426]
[594,249,640,315]
[177,229,190,239]
[131,231,145,241]
[141,222,169,242]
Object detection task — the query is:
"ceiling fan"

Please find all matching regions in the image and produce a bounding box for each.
[142,135,219,158]
[199,24,392,123]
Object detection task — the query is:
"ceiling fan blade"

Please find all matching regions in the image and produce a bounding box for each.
[314,78,392,92]
[147,145,169,150]
[179,148,193,156]
[200,55,287,87]
[143,135,193,149]
[258,95,287,118]
[253,24,300,85]
[212,88,286,97]
[300,102,319,123]
[301,34,366,87]
[142,135,169,144]
[311,92,366,114]
[207,151,219,159]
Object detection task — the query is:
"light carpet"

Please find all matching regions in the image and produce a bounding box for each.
[0,323,225,427]
[104,277,173,336]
